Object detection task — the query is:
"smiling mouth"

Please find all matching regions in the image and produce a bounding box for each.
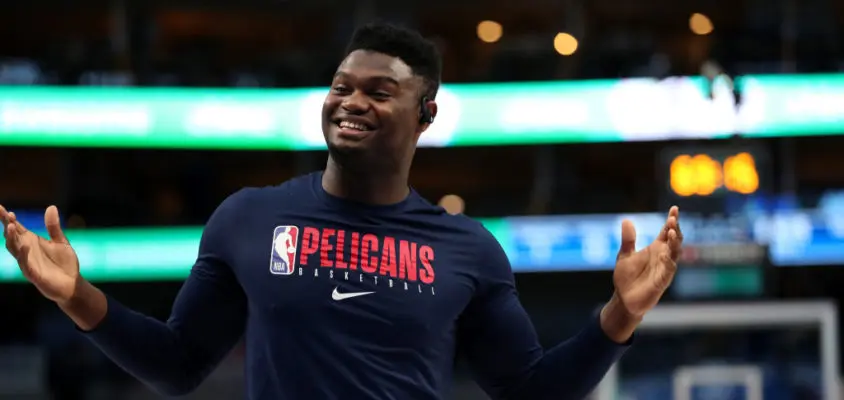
[333,119,376,134]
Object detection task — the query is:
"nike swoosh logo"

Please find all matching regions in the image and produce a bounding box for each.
[332,287,375,301]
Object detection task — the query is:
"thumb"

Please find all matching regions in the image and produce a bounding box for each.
[44,206,67,244]
[617,219,637,259]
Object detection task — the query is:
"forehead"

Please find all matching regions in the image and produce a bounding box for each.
[335,50,418,85]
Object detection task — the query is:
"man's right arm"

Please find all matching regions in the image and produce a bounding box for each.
[65,189,251,396]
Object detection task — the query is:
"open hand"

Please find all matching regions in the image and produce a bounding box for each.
[1,205,81,303]
[612,206,683,318]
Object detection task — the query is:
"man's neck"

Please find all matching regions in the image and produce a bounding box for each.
[322,157,411,205]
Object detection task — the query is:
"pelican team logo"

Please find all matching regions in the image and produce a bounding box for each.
[270,225,300,275]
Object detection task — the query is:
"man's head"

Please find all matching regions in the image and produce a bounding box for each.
[322,22,442,171]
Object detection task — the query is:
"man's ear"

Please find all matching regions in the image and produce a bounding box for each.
[427,100,438,122]
[418,99,438,134]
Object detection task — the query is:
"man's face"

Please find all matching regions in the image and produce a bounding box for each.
[322,50,429,165]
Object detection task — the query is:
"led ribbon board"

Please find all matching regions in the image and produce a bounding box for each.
[0,74,841,149]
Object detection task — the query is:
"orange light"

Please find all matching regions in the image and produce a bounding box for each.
[670,154,723,196]
[669,153,759,196]
[723,152,760,194]
[669,155,698,197]
[689,13,714,35]
[553,33,578,56]
[438,194,465,215]
[477,20,503,43]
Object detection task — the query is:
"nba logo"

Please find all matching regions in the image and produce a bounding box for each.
[269,225,299,275]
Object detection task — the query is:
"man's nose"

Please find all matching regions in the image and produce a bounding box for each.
[341,91,368,114]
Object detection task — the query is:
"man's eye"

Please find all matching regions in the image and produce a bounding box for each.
[371,92,391,99]
[332,86,350,93]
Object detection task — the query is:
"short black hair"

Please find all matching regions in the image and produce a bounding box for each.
[345,22,442,100]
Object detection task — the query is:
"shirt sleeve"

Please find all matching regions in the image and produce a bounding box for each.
[79,189,252,396]
[457,227,630,400]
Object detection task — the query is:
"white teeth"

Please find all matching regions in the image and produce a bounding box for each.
[339,120,369,131]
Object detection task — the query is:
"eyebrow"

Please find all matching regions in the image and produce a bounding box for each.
[333,71,400,86]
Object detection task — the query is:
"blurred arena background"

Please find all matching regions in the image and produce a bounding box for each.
[2,0,844,399]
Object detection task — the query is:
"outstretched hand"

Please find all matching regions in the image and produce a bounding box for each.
[1,205,81,303]
[612,206,683,318]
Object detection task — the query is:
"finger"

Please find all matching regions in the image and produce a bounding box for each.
[657,206,680,242]
[9,212,24,231]
[668,205,680,219]
[658,216,677,241]
[617,219,637,259]
[0,205,10,228]
[44,206,67,244]
[5,223,23,256]
[3,209,28,234]
[671,206,683,242]
[667,228,682,261]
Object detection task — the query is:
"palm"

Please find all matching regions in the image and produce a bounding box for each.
[612,208,683,317]
[19,231,79,300]
[1,205,81,303]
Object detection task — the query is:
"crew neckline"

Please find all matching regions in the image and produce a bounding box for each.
[310,171,417,214]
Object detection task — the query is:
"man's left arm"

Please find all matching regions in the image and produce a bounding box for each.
[457,235,631,400]
[459,208,681,400]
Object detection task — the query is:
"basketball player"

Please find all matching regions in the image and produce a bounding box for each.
[1,23,683,399]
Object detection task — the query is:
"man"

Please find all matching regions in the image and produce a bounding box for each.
[0,23,683,399]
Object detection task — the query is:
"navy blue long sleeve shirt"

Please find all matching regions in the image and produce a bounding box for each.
[81,172,629,399]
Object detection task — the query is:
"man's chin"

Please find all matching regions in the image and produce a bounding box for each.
[326,129,375,150]
[326,138,370,158]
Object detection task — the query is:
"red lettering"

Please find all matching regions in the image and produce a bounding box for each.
[399,240,417,281]
[360,234,379,273]
[379,237,398,278]
[335,230,348,269]
[299,227,320,265]
[349,232,360,270]
[319,228,335,267]
[298,229,432,285]
[419,245,435,284]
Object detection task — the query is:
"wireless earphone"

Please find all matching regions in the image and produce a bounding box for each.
[419,96,434,124]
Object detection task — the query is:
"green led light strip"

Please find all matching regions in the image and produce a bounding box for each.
[0,228,202,282]
[0,74,840,149]
[0,221,511,282]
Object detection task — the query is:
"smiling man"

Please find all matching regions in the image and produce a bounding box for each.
[0,23,683,400]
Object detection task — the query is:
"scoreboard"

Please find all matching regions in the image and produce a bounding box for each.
[657,142,774,299]
[658,142,773,212]
[669,152,759,197]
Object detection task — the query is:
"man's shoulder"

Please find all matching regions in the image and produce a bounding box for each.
[218,172,318,212]
[424,213,510,276]
[232,172,317,199]
[416,209,498,249]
